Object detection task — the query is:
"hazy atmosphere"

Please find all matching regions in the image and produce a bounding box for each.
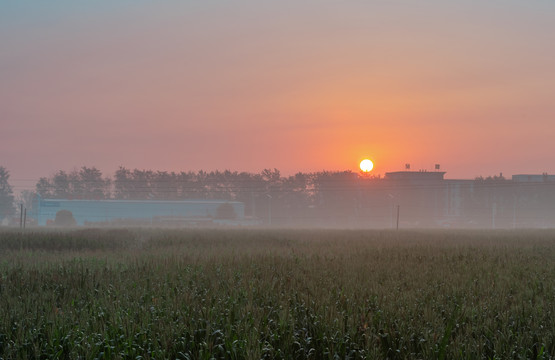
[2,0,555,193]
[1,3,554,358]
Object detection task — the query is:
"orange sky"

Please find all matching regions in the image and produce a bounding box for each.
[2,1,555,192]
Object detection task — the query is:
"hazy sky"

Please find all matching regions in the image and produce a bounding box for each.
[2,1,555,192]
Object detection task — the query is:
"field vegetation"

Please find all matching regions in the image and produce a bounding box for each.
[0,228,553,359]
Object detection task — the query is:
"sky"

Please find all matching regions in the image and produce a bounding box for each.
[2,1,555,193]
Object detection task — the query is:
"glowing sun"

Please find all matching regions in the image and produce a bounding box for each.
[360,159,374,172]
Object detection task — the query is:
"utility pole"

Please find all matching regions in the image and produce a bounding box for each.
[251,191,255,218]
[492,202,497,229]
[19,204,23,229]
[512,196,516,229]
[23,208,27,229]
[391,205,394,228]
[388,194,395,229]
[267,194,272,226]
[396,205,400,230]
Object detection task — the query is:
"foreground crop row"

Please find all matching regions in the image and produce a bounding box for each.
[0,228,554,359]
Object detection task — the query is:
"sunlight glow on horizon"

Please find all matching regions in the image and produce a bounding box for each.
[1,1,555,182]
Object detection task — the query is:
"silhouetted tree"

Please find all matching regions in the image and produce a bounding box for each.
[36,177,53,197]
[215,202,237,220]
[133,169,156,199]
[35,167,111,199]
[78,166,110,199]
[152,171,178,200]
[114,166,133,199]
[234,171,265,217]
[54,210,77,226]
[475,173,507,183]
[280,172,314,224]
[0,166,15,219]
[17,190,37,213]
[52,170,71,198]
[175,171,196,199]
[34,166,392,226]
[261,168,281,184]
[313,171,358,225]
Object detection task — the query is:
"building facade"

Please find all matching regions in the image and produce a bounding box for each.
[35,198,245,226]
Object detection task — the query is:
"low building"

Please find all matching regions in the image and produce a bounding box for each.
[383,171,447,226]
[512,174,555,183]
[35,198,245,226]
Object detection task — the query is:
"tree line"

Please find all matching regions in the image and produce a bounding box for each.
[0,167,15,220]
[2,166,363,224]
[4,165,553,227]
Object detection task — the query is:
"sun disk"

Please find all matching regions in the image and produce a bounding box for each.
[360,159,374,172]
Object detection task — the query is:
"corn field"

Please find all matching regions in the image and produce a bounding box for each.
[0,228,553,359]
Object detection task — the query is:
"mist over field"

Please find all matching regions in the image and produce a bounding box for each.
[2,166,555,229]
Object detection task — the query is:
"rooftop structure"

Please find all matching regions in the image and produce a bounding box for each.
[385,171,446,181]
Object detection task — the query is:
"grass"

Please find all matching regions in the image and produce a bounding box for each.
[0,228,554,359]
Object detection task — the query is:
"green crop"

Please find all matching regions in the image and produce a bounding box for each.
[0,228,553,359]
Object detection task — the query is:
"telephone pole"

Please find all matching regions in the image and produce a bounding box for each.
[396,205,400,230]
